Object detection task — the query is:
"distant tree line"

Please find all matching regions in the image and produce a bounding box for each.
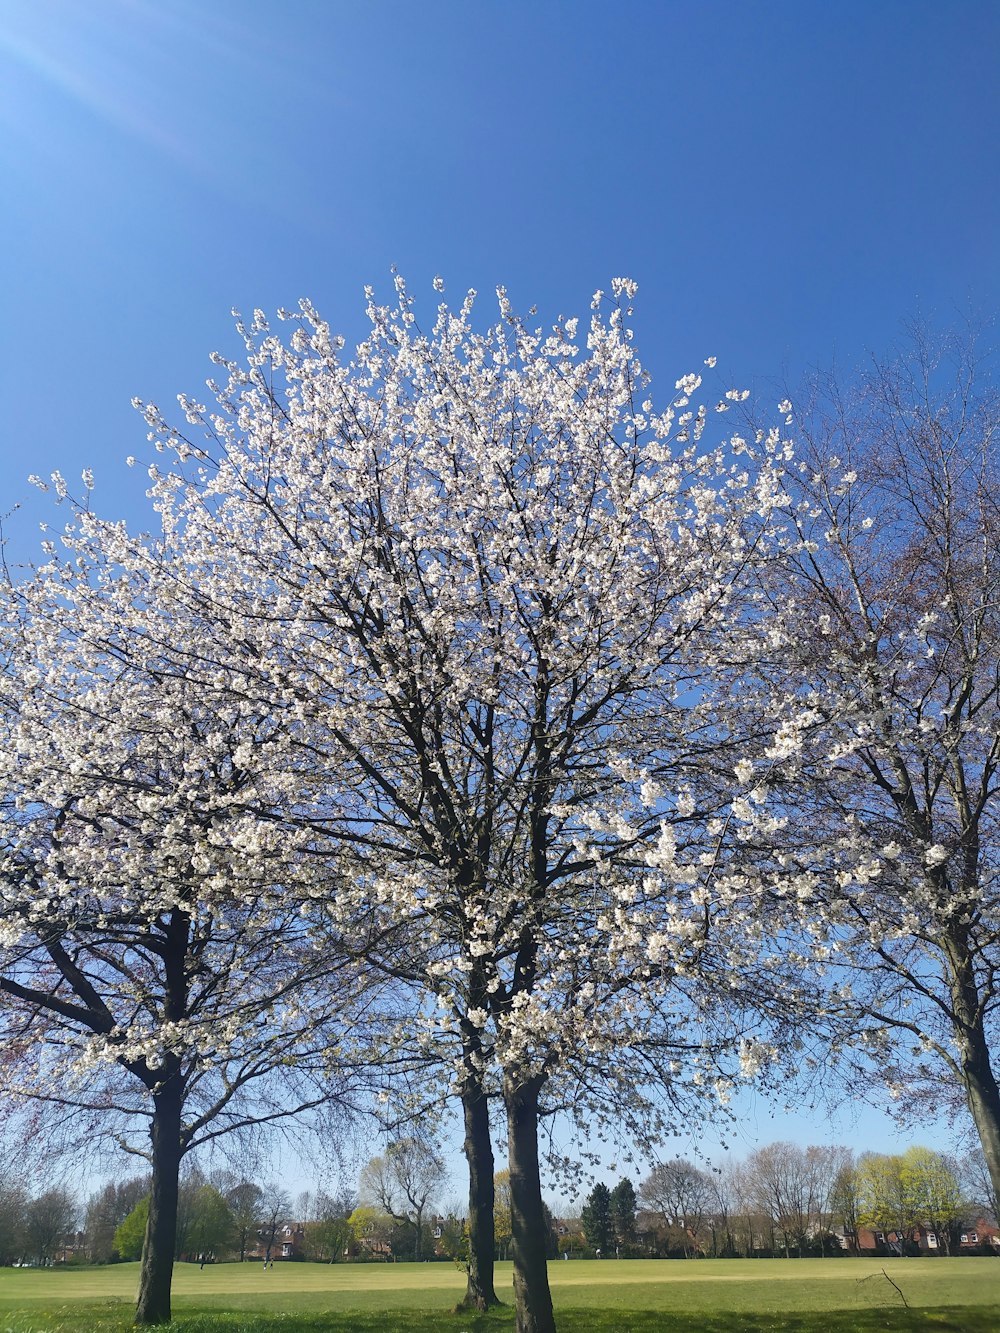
[571,1143,999,1260]
[1,1136,996,1273]
[0,1165,359,1269]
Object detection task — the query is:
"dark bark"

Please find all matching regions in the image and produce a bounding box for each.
[458,1079,499,1310]
[506,1079,555,1333]
[135,1070,184,1325]
[946,920,1000,1213]
[961,1024,1000,1211]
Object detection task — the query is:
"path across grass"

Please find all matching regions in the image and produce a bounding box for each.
[0,1257,997,1331]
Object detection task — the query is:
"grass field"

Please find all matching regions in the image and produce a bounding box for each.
[0,1257,997,1332]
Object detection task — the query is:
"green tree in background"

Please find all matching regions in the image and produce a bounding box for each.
[183,1183,235,1260]
[304,1214,351,1263]
[581,1183,612,1256]
[115,1199,149,1262]
[303,1192,354,1264]
[856,1146,963,1251]
[609,1179,638,1255]
[900,1147,963,1253]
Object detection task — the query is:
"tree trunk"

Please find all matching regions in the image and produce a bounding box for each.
[506,1079,555,1333]
[135,1073,184,1325]
[962,1026,1000,1210]
[458,1079,499,1310]
[947,931,1000,1212]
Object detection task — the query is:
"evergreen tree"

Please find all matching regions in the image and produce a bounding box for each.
[581,1183,613,1256]
[610,1179,638,1253]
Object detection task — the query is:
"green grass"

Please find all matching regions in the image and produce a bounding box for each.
[0,1258,997,1331]
[1,1313,999,1333]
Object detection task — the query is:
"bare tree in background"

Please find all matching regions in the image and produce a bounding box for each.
[359,1137,446,1261]
[0,1173,26,1267]
[828,1153,862,1252]
[257,1184,291,1267]
[24,1187,76,1266]
[86,1176,149,1263]
[751,324,1000,1207]
[959,1146,1000,1225]
[639,1159,714,1257]
[223,1180,265,1265]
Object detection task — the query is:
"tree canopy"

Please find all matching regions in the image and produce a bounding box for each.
[3,277,996,1333]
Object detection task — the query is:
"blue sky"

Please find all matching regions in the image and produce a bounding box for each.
[1,0,997,1186]
[3,0,997,552]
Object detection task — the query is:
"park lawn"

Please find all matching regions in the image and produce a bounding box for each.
[1,1311,999,1333]
[0,1258,998,1331]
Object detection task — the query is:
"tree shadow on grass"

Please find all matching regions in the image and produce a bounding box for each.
[4,1305,999,1333]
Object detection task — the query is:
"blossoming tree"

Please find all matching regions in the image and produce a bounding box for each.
[134,277,805,1333]
[0,525,371,1325]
